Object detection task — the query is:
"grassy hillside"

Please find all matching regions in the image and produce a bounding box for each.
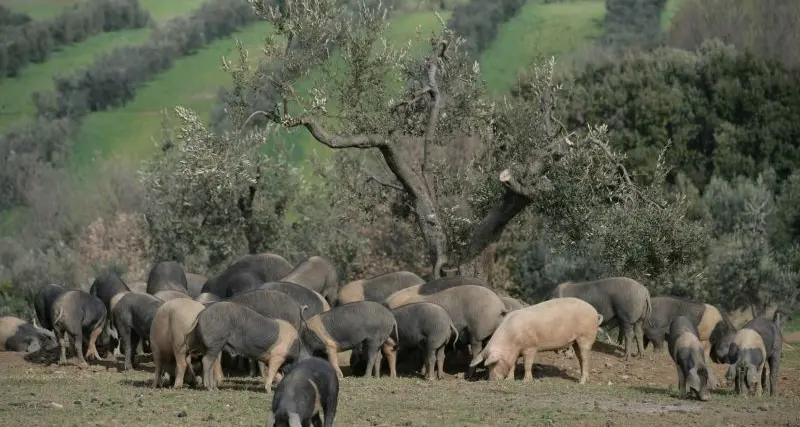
[479,0,606,95]
[0,0,209,132]
[70,11,454,172]
[479,0,687,95]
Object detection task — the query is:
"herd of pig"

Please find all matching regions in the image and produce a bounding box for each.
[0,252,787,426]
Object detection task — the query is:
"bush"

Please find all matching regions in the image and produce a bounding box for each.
[557,40,800,191]
[0,5,32,30]
[446,0,526,56]
[601,0,667,49]
[0,0,152,79]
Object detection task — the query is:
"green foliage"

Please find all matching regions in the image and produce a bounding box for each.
[0,0,152,79]
[0,0,267,215]
[0,5,32,29]
[700,174,798,313]
[242,0,704,281]
[602,0,667,48]
[446,0,525,56]
[0,118,78,209]
[560,40,800,190]
[139,42,361,273]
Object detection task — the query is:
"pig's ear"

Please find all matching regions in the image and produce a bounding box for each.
[686,368,701,392]
[469,352,485,367]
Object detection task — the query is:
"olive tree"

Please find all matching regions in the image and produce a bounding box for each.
[239,0,702,279]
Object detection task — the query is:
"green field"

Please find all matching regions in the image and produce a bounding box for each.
[0,0,207,20]
[479,0,606,95]
[0,0,209,132]
[70,11,454,171]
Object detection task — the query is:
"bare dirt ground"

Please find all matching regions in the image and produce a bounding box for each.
[1,338,799,427]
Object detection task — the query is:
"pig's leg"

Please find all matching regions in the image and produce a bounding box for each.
[574,340,592,384]
[324,345,344,379]
[381,339,397,378]
[634,321,645,358]
[466,338,483,379]
[521,348,538,383]
[622,323,635,360]
[202,353,219,391]
[676,364,686,397]
[263,354,286,391]
[86,324,103,361]
[173,352,189,389]
[436,346,446,380]
[424,348,436,381]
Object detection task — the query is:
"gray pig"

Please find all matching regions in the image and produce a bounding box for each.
[726,315,782,397]
[385,284,508,377]
[667,316,711,401]
[111,292,165,370]
[34,283,66,331]
[226,289,307,377]
[417,275,489,296]
[336,271,426,305]
[186,273,208,298]
[301,301,398,379]
[391,302,459,380]
[551,277,652,360]
[89,271,132,314]
[261,281,331,317]
[227,289,305,330]
[0,316,51,353]
[146,261,189,295]
[186,301,303,391]
[51,290,115,366]
[265,356,339,427]
[201,253,293,297]
[281,256,339,306]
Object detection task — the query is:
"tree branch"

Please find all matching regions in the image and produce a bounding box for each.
[365,173,404,191]
[422,40,447,186]
[458,170,534,265]
[282,117,387,149]
[587,134,666,209]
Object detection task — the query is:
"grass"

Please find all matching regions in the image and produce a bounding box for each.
[478,0,688,95]
[0,0,209,132]
[478,0,606,95]
[1,341,799,426]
